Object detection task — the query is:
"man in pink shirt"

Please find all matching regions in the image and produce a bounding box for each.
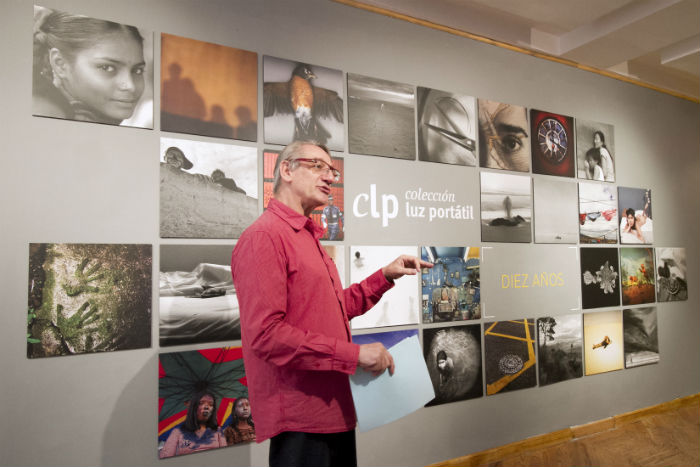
[232,140,430,467]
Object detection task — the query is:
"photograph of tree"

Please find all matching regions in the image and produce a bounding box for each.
[27,243,151,358]
[484,319,536,395]
[584,310,624,376]
[620,247,656,306]
[623,307,659,368]
[656,247,688,301]
[537,314,583,386]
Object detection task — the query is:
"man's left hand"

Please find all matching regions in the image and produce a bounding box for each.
[382,255,433,281]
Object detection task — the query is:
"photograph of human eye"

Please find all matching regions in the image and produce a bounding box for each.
[478,99,531,173]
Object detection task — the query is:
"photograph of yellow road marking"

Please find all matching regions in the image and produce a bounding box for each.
[583,310,624,375]
[484,319,537,395]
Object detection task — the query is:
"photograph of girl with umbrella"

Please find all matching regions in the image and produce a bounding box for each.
[158,346,254,458]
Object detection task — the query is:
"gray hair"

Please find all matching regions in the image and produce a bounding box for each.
[272,140,330,193]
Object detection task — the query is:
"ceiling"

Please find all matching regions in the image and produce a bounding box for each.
[340,0,700,101]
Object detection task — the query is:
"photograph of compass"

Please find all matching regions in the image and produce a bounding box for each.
[417,87,477,166]
[530,110,575,177]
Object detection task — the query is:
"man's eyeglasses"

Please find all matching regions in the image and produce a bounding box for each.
[289,158,341,182]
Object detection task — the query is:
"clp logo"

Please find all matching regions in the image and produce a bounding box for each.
[352,184,398,227]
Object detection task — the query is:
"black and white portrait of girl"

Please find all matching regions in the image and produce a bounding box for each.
[32,6,153,128]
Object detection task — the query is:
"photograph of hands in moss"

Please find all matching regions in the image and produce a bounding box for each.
[27,243,152,358]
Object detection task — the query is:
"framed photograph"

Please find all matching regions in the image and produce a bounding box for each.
[478,99,530,172]
[32,6,153,128]
[161,33,257,141]
[348,73,415,159]
[480,172,532,243]
[421,246,480,323]
[417,87,477,166]
[618,187,653,244]
[576,119,615,182]
[537,314,583,386]
[263,56,344,150]
[620,247,656,306]
[533,178,578,243]
[655,247,688,301]
[530,109,575,177]
[484,319,537,395]
[578,182,618,244]
[580,247,621,309]
[27,243,151,358]
[423,324,483,405]
[583,310,624,376]
[623,307,659,368]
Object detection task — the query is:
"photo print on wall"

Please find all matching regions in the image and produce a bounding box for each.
[619,247,656,306]
[576,119,615,182]
[478,99,531,173]
[484,319,537,395]
[349,245,419,329]
[578,182,618,244]
[160,137,258,239]
[623,307,659,368]
[27,243,152,358]
[161,33,257,141]
[618,187,653,244]
[580,247,621,309]
[423,324,483,406]
[530,109,575,177]
[421,246,480,323]
[159,245,240,347]
[263,56,344,151]
[533,177,578,243]
[417,87,477,166]
[480,171,532,243]
[655,247,688,301]
[32,6,154,128]
[263,149,345,241]
[323,245,346,287]
[158,346,254,459]
[347,73,415,159]
[537,314,583,386]
[583,310,624,376]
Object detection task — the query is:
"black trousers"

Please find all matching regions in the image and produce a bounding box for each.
[269,430,357,467]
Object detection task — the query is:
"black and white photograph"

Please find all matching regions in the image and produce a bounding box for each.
[580,247,621,309]
[27,243,152,358]
[160,137,257,239]
[478,99,530,173]
[417,87,477,166]
[618,187,654,244]
[623,307,659,368]
[530,110,575,177]
[656,247,688,301]
[421,247,480,323]
[347,73,415,159]
[533,178,578,243]
[480,171,532,243]
[159,245,240,347]
[579,182,618,244]
[32,6,153,128]
[263,56,344,151]
[537,314,583,386]
[576,119,615,182]
[423,324,483,406]
[484,319,537,395]
[349,245,419,329]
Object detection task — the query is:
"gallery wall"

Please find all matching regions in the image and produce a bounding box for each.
[1,0,699,466]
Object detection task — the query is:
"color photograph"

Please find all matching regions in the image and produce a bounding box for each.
[348,73,415,159]
[478,99,530,173]
[480,171,532,243]
[417,87,477,166]
[158,346,254,459]
[160,137,257,239]
[349,246,419,329]
[656,247,688,301]
[583,310,624,376]
[580,247,621,309]
[530,109,575,177]
[579,182,618,244]
[421,246,480,323]
[484,319,537,395]
[620,247,656,306]
[263,150,345,241]
[161,33,257,140]
[623,307,659,368]
[533,178,578,243]
[537,314,583,386]
[27,243,151,358]
[576,119,615,182]
[423,324,483,405]
[32,6,153,128]
[618,187,653,244]
[159,245,240,347]
[263,56,344,150]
